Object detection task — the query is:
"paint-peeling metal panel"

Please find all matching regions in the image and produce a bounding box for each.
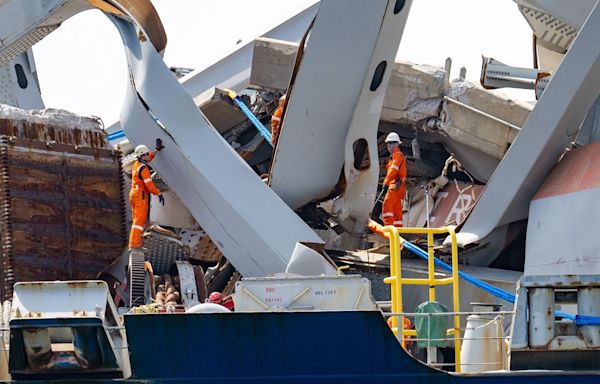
[429,182,484,228]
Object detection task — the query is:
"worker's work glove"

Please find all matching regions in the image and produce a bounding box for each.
[158,194,165,206]
[155,138,165,151]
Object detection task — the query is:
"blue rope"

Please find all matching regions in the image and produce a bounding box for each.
[401,240,516,303]
[401,239,600,325]
[108,95,274,147]
[108,130,125,141]
[231,96,273,146]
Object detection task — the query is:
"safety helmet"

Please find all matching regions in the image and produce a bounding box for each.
[385,132,402,144]
[208,292,223,304]
[133,144,150,158]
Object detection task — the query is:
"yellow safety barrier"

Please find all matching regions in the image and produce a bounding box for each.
[383,226,462,372]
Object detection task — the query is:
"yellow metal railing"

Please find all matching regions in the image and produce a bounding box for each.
[382,226,462,372]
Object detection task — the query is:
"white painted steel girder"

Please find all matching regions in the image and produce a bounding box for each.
[342,0,412,233]
[107,2,320,134]
[0,51,44,109]
[454,0,600,249]
[179,2,319,99]
[0,0,326,277]
[110,16,324,277]
[269,0,412,214]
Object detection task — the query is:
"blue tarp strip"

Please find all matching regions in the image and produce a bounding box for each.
[401,239,600,325]
[231,96,273,146]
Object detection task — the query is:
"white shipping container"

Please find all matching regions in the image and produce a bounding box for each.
[234,275,377,312]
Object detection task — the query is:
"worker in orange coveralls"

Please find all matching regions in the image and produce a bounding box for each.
[128,139,165,249]
[270,93,286,145]
[382,132,406,227]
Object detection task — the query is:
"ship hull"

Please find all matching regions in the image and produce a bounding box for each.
[114,311,600,383]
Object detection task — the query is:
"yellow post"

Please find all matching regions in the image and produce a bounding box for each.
[427,231,436,302]
[386,226,398,334]
[383,225,463,373]
[449,228,461,372]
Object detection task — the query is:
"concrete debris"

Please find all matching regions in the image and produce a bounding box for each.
[250,36,533,181]
[381,62,447,124]
[251,37,299,90]
[0,105,103,133]
[193,87,247,133]
[439,79,529,159]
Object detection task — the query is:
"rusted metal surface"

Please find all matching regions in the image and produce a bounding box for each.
[105,0,167,53]
[0,137,14,303]
[191,234,222,263]
[0,118,107,149]
[0,128,126,300]
[193,266,207,303]
[221,271,240,297]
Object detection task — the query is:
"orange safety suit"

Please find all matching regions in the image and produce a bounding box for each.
[128,151,161,248]
[271,96,286,145]
[382,148,406,227]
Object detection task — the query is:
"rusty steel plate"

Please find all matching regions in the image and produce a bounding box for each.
[0,117,108,149]
[0,135,126,300]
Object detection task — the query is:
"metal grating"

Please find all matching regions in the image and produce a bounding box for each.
[142,231,187,275]
[0,25,59,68]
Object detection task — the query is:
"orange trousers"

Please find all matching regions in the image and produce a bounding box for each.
[382,187,405,227]
[128,194,150,249]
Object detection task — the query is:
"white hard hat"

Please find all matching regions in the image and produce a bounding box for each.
[133,144,150,158]
[385,132,402,143]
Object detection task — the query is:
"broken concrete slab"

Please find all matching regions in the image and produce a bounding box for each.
[250,38,535,179]
[380,62,447,124]
[440,80,532,159]
[381,62,532,159]
[193,87,247,133]
[250,37,299,90]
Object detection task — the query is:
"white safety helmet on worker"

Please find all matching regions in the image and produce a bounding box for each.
[385,132,402,144]
[134,144,150,158]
